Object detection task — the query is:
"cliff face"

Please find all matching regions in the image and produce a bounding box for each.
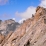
[0,6,46,46]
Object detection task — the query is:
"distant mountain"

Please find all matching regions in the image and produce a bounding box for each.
[0,19,20,35]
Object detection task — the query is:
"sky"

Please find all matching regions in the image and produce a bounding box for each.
[0,0,46,23]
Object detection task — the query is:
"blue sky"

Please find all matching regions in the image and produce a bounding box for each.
[0,0,46,22]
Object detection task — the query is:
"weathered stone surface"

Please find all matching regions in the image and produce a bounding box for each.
[0,34,5,44]
[1,31,13,46]
[0,6,46,46]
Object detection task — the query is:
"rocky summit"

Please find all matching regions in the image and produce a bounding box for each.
[0,6,46,46]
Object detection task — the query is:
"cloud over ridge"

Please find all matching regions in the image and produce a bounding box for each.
[15,6,36,19]
[15,0,46,23]
[39,0,46,8]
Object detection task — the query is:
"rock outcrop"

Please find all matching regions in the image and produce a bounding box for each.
[0,34,5,44]
[0,6,46,46]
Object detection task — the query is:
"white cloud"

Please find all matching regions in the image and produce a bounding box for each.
[15,6,36,19]
[18,18,26,24]
[40,0,46,8]
[15,6,36,23]
[0,0,8,5]
[12,18,16,21]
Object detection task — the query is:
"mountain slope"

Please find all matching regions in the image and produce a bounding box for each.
[0,6,46,46]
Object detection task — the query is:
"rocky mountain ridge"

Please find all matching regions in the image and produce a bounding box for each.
[0,6,46,46]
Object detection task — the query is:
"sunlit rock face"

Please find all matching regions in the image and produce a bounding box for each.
[0,6,46,46]
[0,19,20,35]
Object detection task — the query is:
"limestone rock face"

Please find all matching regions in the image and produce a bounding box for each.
[0,6,46,46]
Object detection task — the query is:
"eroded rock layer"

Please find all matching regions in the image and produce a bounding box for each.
[0,6,46,46]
